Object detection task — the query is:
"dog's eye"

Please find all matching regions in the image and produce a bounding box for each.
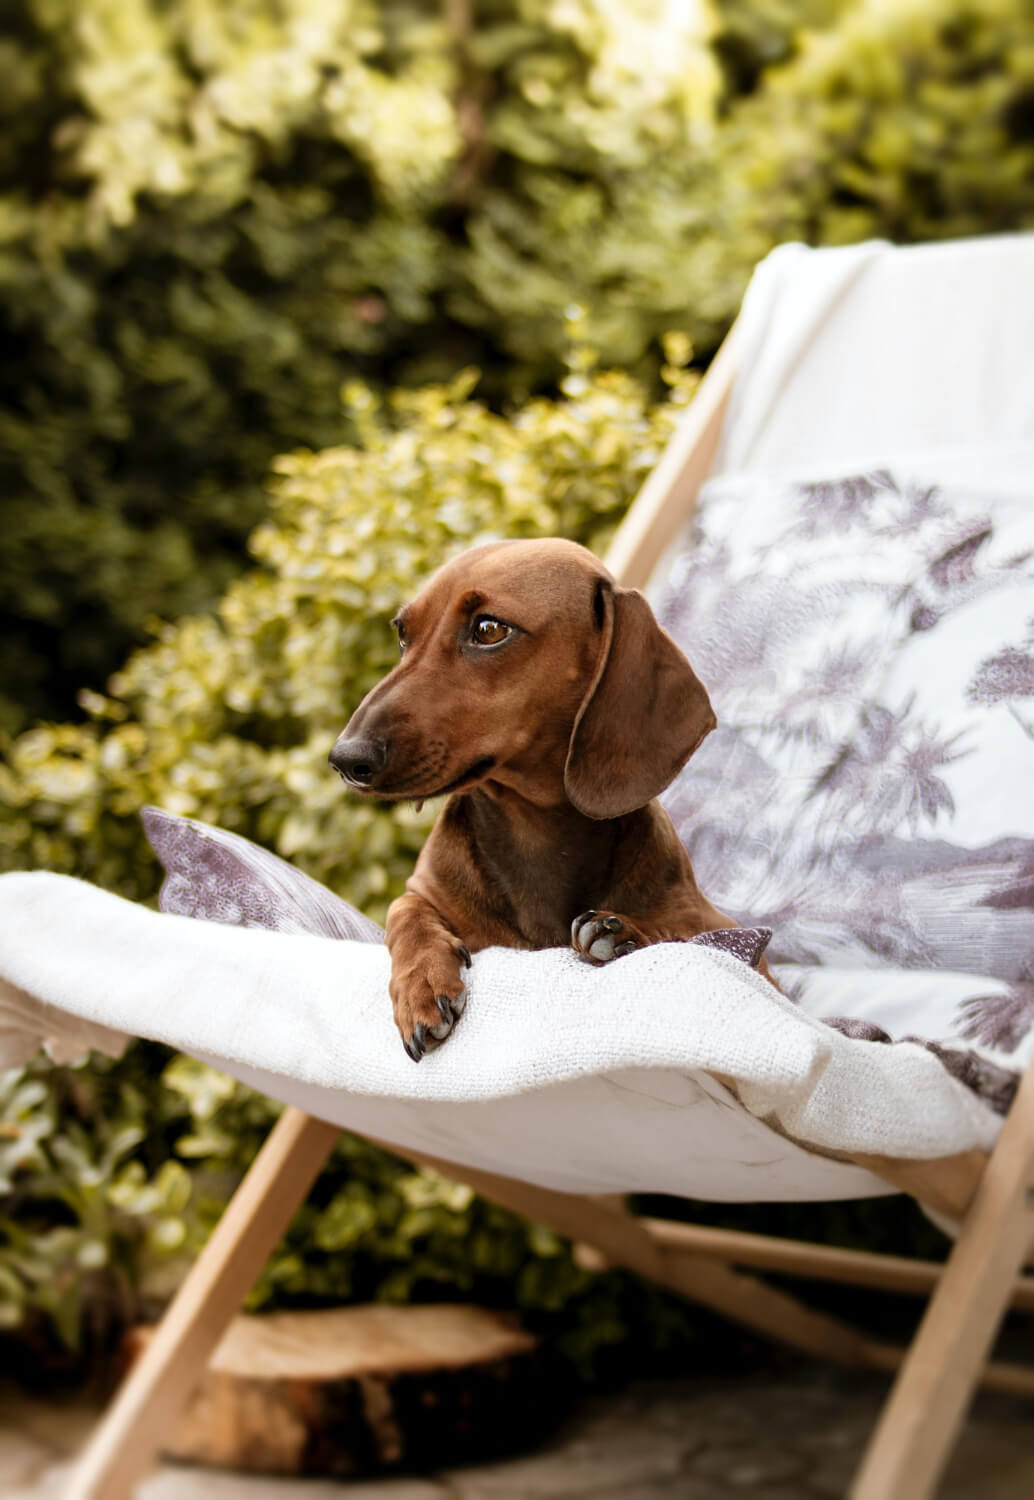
[471,616,511,647]
[394,621,407,655]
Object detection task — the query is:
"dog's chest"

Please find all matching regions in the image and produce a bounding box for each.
[477,817,616,948]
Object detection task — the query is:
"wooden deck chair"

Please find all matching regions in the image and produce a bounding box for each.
[5,234,1034,1500]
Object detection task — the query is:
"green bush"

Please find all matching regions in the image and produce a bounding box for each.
[8,0,1033,730]
[0,1047,194,1375]
[0,348,705,1370]
[458,0,1034,385]
[1,1048,705,1383]
[704,0,1034,269]
[0,0,718,731]
[0,342,697,910]
[5,0,1033,1379]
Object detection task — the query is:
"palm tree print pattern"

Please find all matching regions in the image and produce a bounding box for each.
[655,468,1034,1113]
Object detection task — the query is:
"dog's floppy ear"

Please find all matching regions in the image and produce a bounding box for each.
[564,582,715,820]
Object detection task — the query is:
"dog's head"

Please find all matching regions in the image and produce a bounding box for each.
[330,538,715,818]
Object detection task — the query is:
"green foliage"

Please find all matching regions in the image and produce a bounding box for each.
[4,0,1034,1379]
[711,0,850,98]
[0,1048,195,1366]
[0,350,703,1372]
[704,0,1034,269]
[459,0,1034,379]
[0,0,718,730]
[0,1045,699,1382]
[0,344,697,913]
[9,0,1033,729]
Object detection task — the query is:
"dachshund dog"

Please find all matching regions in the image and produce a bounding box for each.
[330,538,743,1061]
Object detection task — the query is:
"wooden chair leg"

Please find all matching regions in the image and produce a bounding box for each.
[67,1108,339,1500]
[850,1059,1034,1500]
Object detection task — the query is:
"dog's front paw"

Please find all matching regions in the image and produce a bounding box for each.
[389,941,471,1062]
[571,910,647,965]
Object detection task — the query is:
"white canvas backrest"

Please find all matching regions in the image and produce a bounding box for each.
[713,234,1034,481]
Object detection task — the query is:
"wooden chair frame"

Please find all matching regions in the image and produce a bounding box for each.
[69,328,1034,1500]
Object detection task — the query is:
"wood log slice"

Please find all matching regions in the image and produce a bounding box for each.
[125,1304,556,1476]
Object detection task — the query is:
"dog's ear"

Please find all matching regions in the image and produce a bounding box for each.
[564,582,715,820]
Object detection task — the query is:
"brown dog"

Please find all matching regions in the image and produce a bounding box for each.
[330,538,740,1061]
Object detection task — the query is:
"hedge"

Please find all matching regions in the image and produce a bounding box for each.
[6,0,1033,729]
[0,347,709,1368]
[4,0,1033,1372]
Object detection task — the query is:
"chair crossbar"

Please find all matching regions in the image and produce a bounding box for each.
[641,1217,1034,1308]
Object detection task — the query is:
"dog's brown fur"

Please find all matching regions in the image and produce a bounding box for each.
[331,538,746,1060]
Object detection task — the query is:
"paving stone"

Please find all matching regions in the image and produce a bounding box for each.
[450,1426,686,1498]
[5,1456,77,1500]
[940,1416,1034,1500]
[138,1472,447,1500]
[6,1372,1034,1500]
[5,1454,448,1500]
[590,1483,730,1500]
[689,1443,807,1488]
[791,1406,877,1495]
[730,1491,820,1500]
[2,1395,100,1457]
[635,1395,757,1445]
[0,1428,56,1488]
[551,1389,704,1463]
[807,1443,868,1497]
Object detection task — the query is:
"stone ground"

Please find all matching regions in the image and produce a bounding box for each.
[3,1363,1034,1499]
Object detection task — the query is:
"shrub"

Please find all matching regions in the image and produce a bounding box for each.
[0,343,697,911]
[705,0,1034,268]
[459,0,1034,378]
[1,1045,711,1383]
[0,1047,194,1376]
[0,0,718,730]
[6,0,1034,1376]
[9,0,1034,729]
[0,349,703,1369]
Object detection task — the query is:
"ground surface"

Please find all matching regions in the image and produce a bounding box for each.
[4,1364,1034,1499]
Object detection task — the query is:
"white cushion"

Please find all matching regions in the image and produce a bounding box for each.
[0,865,1011,1204]
[714,236,1034,480]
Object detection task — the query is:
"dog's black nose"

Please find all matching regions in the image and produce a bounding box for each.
[329,736,387,786]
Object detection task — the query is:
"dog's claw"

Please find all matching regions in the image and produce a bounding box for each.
[614,940,638,957]
[571,910,596,942]
[457,945,472,969]
[602,915,623,932]
[404,1024,430,1062]
[429,994,454,1041]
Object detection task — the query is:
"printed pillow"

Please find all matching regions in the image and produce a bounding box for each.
[142,807,773,972]
[656,468,1034,1057]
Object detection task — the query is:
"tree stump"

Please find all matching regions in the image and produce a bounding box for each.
[125,1304,554,1476]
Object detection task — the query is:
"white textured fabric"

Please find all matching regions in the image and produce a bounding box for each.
[0,870,1004,1203]
[714,235,1034,481]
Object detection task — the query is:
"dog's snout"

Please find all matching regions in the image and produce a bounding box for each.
[329,735,388,787]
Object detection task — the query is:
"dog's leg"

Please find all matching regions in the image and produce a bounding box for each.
[385,891,472,1061]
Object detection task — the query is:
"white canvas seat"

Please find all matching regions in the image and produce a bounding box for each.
[2,233,1034,1500]
[0,853,1007,1201]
